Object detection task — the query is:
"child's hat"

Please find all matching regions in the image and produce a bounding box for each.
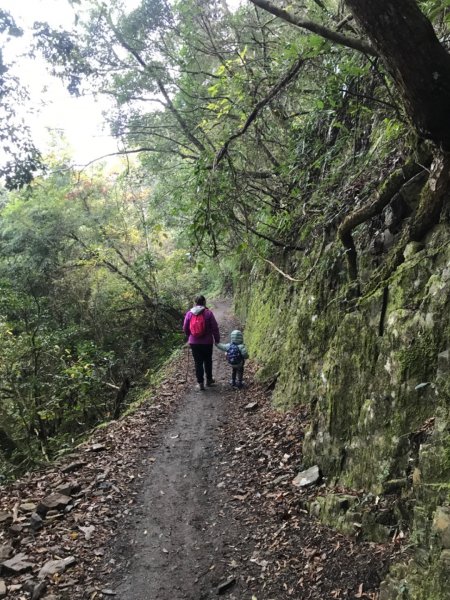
[231,330,243,344]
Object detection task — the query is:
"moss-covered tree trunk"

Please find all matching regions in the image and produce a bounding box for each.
[346,0,450,150]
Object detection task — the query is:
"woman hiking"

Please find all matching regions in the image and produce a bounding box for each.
[183,295,220,391]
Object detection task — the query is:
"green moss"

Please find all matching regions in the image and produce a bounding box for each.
[237,210,450,599]
[397,331,439,380]
[381,553,450,600]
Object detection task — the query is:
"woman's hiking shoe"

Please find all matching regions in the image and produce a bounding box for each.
[206,378,215,386]
[197,382,205,391]
[236,381,244,389]
[230,380,236,387]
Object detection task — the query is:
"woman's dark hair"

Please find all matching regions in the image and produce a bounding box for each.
[195,295,206,306]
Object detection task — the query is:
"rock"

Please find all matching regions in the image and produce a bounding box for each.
[292,465,320,487]
[79,525,95,540]
[23,581,46,600]
[61,460,87,474]
[217,577,236,595]
[54,481,81,496]
[8,524,22,537]
[0,512,12,525]
[433,506,450,549]
[440,549,450,569]
[20,503,37,513]
[89,443,106,452]
[30,512,43,531]
[101,590,117,596]
[380,229,394,252]
[437,349,450,378]
[31,581,47,600]
[403,241,424,259]
[382,478,408,495]
[38,556,76,579]
[384,193,410,232]
[0,545,13,561]
[8,523,23,537]
[244,401,258,411]
[271,474,291,486]
[0,579,6,598]
[1,552,34,574]
[36,493,71,516]
[7,584,22,592]
[97,481,112,490]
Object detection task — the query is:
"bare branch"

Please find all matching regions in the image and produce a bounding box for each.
[74,147,197,171]
[214,54,306,167]
[106,14,208,154]
[233,212,304,252]
[248,0,376,56]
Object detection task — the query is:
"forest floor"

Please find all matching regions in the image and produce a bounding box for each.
[0,299,406,600]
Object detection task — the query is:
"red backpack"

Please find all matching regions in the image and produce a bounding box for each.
[190,312,206,337]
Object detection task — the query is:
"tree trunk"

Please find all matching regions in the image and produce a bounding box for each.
[113,376,131,419]
[0,428,18,459]
[346,0,450,150]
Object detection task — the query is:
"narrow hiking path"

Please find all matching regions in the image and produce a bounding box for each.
[0,299,402,600]
[111,299,254,599]
[109,299,396,600]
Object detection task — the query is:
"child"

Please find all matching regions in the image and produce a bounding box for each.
[215,330,249,388]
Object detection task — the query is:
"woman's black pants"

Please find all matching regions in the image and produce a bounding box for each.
[190,344,213,384]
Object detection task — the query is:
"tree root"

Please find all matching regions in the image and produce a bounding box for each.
[338,152,432,283]
[362,150,450,297]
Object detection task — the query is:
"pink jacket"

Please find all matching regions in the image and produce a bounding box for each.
[183,306,220,345]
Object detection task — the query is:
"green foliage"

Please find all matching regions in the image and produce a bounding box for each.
[31,0,411,269]
[0,9,43,188]
[420,0,450,22]
[0,163,205,474]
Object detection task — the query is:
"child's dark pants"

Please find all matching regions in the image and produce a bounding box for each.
[190,344,213,384]
[232,364,244,384]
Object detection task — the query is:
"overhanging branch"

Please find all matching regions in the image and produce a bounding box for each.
[249,0,376,56]
[76,147,198,170]
[213,54,306,167]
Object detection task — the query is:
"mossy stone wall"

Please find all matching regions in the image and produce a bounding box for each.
[236,224,450,599]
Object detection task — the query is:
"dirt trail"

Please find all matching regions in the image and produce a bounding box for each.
[0,299,395,599]
[113,299,253,599]
[110,299,395,600]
